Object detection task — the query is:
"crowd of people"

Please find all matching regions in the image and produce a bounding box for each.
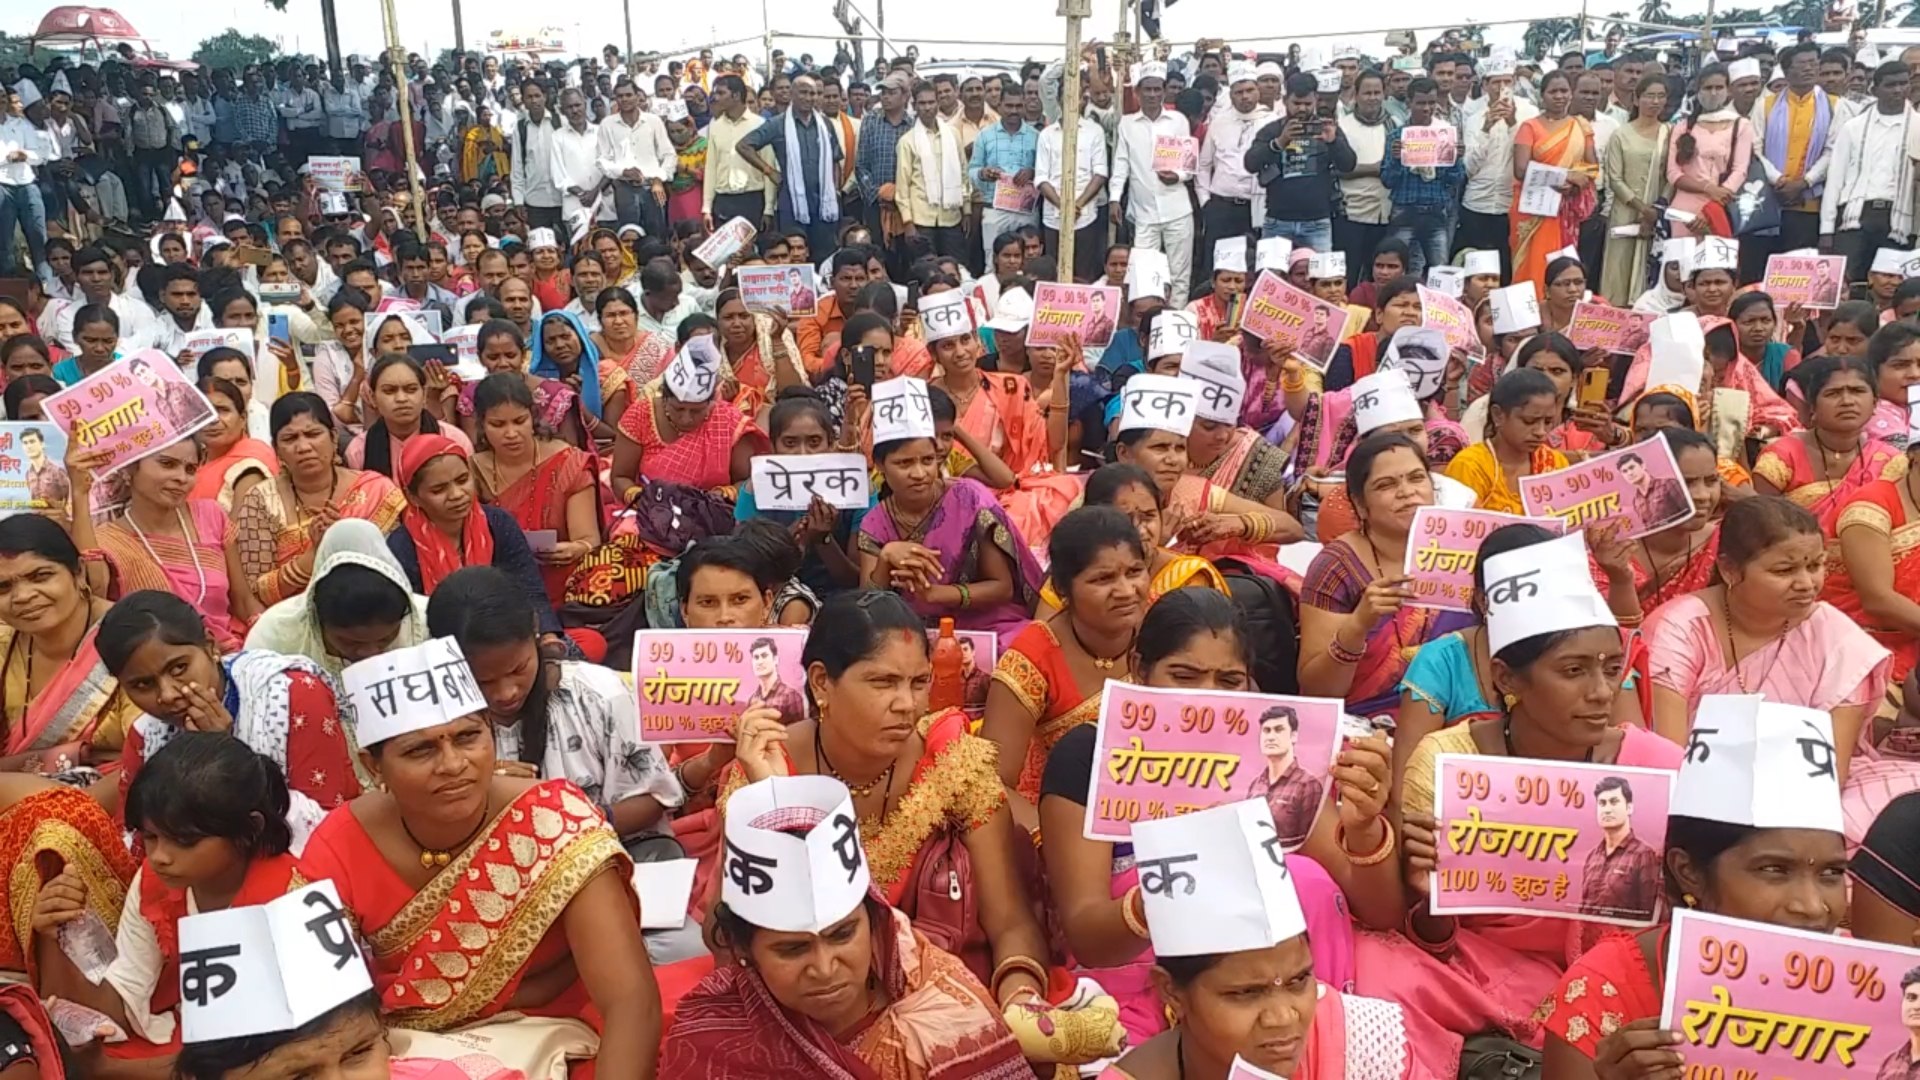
[1,19,1920,1080]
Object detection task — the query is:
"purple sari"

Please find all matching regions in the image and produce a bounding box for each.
[858,477,1042,648]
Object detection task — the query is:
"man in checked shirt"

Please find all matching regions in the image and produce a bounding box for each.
[1243,705,1323,847]
[1578,775,1661,922]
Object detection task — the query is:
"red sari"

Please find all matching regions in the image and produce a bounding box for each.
[1630,523,1722,615]
[1824,480,1920,683]
[1538,930,1663,1059]
[0,786,136,979]
[486,446,596,606]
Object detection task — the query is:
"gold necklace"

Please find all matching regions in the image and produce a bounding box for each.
[401,797,491,869]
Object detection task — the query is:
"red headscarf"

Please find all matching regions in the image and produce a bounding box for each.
[399,433,495,593]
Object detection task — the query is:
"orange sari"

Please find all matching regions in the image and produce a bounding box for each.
[1511,115,1596,301]
[484,446,596,606]
[0,786,135,980]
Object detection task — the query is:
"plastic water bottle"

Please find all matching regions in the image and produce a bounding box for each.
[930,618,964,712]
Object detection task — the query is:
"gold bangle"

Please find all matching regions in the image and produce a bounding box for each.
[1340,817,1397,867]
[1281,371,1308,393]
[1119,883,1150,939]
[990,955,1048,996]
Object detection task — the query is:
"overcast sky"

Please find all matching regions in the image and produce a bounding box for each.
[12,0,1702,63]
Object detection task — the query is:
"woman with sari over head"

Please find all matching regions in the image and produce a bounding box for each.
[1181,344,1290,512]
[1511,69,1599,301]
[531,309,630,443]
[714,288,804,422]
[246,519,428,696]
[472,374,601,609]
[712,592,1126,1070]
[593,287,673,389]
[347,352,474,482]
[1036,464,1227,618]
[1626,427,1726,613]
[1621,297,1801,442]
[1042,589,1409,1046]
[0,770,135,981]
[587,228,638,291]
[32,734,307,1063]
[1824,430,1920,691]
[1444,369,1572,516]
[982,508,1147,815]
[1866,320,1920,449]
[1310,369,1479,543]
[455,320,591,449]
[663,775,1034,1080]
[300,638,661,1080]
[1097,797,1460,1080]
[664,103,706,226]
[1540,697,1850,1077]
[1646,494,1915,844]
[1753,355,1904,525]
[610,334,765,500]
[0,515,140,775]
[234,393,409,607]
[67,438,258,652]
[188,367,274,513]
[460,106,508,184]
[1300,434,1478,724]
[1371,528,1683,1044]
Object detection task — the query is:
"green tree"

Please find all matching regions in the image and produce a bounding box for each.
[193,30,280,72]
[0,33,32,69]
[1638,0,1675,21]
[1524,18,1582,57]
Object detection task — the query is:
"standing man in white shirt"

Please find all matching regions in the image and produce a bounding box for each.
[1458,61,1537,280]
[550,88,604,227]
[322,71,366,156]
[0,89,49,282]
[511,80,564,231]
[1198,63,1271,281]
[1036,103,1109,282]
[1820,61,1915,280]
[180,72,217,149]
[597,79,676,239]
[1110,63,1196,306]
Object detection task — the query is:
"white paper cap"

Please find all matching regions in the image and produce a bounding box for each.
[987,287,1034,333]
[1227,62,1259,86]
[1133,61,1169,86]
[1257,61,1287,80]
[1490,283,1541,335]
[1690,237,1739,275]
[872,376,936,444]
[665,335,722,403]
[1131,799,1307,957]
[1147,310,1199,361]
[1256,237,1294,272]
[1872,248,1920,278]
[1728,57,1763,82]
[1182,341,1246,424]
[526,227,559,251]
[660,97,690,123]
[1314,69,1343,94]
[722,776,871,934]
[1380,326,1450,400]
[1669,695,1844,833]
[1768,64,1786,85]
[1118,373,1199,436]
[1307,251,1346,280]
[1646,312,1707,393]
[1483,57,1517,78]
[1483,532,1617,656]
[1548,245,1581,265]
[1126,248,1172,302]
[1426,265,1467,298]
[1352,370,1424,434]
[1214,236,1249,275]
[1909,384,1920,446]
[178,880,371,1043]
[919,289,974,343]
[344,637,487,747]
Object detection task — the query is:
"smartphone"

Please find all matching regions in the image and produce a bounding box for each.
[1579,366,1611,407]
[268,313,290,347]
[852,345,877,389]
[904,281,922,313]
[407,344,457,370]
[235,246,272,267]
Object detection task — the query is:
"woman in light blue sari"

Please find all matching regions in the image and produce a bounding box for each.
[529,308,630,442]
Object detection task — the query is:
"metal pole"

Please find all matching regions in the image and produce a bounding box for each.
[1058,0,1088,283]
[379,0,430,240]
[622,1,634,66]
[451,0,465,56]
[319,0,342,93]
[1703,0,1715,44]
[763,0,774,82]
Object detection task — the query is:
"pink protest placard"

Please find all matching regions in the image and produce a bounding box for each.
[1083,681,1342,843]
[1030,282,1122,348]
[1417,285,1483,359]
[1241,271,1346,371]
[1152,134,1198,174]
[1519,435,1695,540]
[43,350,216,478]
[1431,755,1675,924]
[1567,301,1655,355]
[926,629,998,718]
[992,180,1038,212]
[1399,125,1457,167]
[1659,909,1920,1078]
[735,265,820,316]
[1762,253,1847,309]
[631,628,810,742]
[1403,507,1566,612]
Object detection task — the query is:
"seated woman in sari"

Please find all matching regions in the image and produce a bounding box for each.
[32,734,306,1061]
[659,775,1036,1080]
[929,315,1053,478]
[714,591,1122,1069]
[1647,495,1909,844]
[1444,369,1572,515]
[610,339,765,500]
[1866,320,1920,449]
[1731,290,1806,392]
[531,309,629,442]
[1626,428,1726,612]
[387,434,563,643]
[1396,523,1645,796]
[347,352,473,483]
[1371,528,1682,1044]
[1629,388,1754,493]
[1182,345,1291,511]
[592,287,674,389]
[471,374,602,608]
[735,390,868,598]
[1621,313,1800,440]
[1043,590,1409,1047]
[859,429,1043,649]
[1301,434,1477,723]
[1459,333,1623,458]
[1825,434,1920,687]
[1539,699,1849,1077]
[188,367,274,512]
[1099,798,1460,1080]
[0,515,140,774]
[98,591,361,814]
[68,437,258,651]
[983,508,1149,812]
[1036,463,1226,617]
[1313,369,1482,541]
[1752,355,1904,524]
[713,288,803,421]
[234,393,409,606]
[301,639,661,1080]
[0,771,134,979]
[1509,70,1598,300]
[454,320,591,449]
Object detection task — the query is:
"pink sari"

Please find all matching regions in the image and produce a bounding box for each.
[616,392,767,490]
[1620,347,1800,436]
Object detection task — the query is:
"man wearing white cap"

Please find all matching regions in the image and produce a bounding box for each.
[1753,43,1839,275]
[1111,62,1197,307]
[1198,63,1272,280]
[1458,61,1536,281]
[1818,60,1915,282]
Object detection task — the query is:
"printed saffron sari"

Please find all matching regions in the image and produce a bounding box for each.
[658,899,1030,1080]
[1511,115,1597,301]
[300,779,630,1034]
[991,622,1106,802]
[189,437,275,512]
[234,469,408,605]
[858,478,1043,648]
[1196,426,1290,508]
[1825,480,1920,684]
[1751,433,1905,527]
[1629,523,1722,614]
[0,624,137,772]
[0,784,135,979]
[1539,929,1665,1060]
[1302,539,1475,721]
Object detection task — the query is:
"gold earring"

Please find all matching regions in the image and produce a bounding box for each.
[1502,692,1517,709]
[1682,893,1697,908]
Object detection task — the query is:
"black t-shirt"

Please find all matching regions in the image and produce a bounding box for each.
[0,1010,34,1071]
[1040,723,1099,806]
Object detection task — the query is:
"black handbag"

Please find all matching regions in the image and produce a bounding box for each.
[1457,1034,1543,1079]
